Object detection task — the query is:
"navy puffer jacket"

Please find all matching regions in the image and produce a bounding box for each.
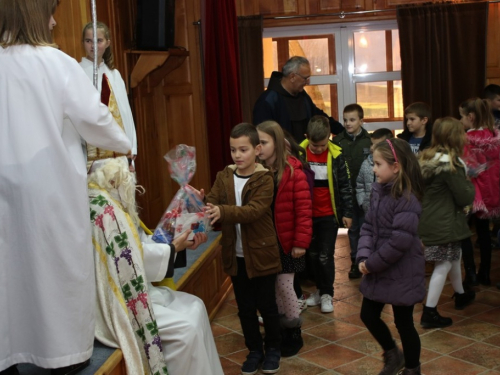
[356,182,425,306]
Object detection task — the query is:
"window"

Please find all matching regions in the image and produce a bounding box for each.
[263,21,403,131]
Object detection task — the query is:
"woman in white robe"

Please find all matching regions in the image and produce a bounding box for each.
[0,0,131,372]
[79,22,138,160]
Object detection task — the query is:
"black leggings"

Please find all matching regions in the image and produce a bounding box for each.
[360,297,420,369]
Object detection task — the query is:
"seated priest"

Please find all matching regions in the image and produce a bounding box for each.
[88,156,224,375]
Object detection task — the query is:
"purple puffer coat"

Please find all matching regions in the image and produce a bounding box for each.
[356,182,425,306]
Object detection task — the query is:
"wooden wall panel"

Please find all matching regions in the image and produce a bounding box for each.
[486,3,500,85]
[128,0,210,227]
[53,0,89,59]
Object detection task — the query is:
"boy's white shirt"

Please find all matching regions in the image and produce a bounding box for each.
[233,174,249,257]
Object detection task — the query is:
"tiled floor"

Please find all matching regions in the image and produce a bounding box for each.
[211,231,500,375]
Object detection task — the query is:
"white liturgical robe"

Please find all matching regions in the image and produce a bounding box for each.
[79,58,138,156]
[90,185,224,375]
[0,45,131,371]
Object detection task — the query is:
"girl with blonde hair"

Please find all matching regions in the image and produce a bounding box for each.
[419,118,476,330]
[80,21,138,168]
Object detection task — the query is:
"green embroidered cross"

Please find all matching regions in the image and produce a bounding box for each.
[91,195,108,207]
[131,275,145,292]
[146,321,159,336]
[114,232,129,248]
[122,283,132,300]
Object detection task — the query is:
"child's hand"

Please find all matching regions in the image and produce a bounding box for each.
[291,247,306,258]
[342,217,352,229]
[187,232,208,250]
[205,203,221,225]
[187,185,205,200]
[359,261,369,275]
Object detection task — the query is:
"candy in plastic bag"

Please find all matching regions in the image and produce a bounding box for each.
[152,145,210,243]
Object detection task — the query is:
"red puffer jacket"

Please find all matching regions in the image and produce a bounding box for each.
[274,156,313,254]
[464,128,500,219]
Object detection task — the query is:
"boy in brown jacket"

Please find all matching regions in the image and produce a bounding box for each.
[197,123,282,375]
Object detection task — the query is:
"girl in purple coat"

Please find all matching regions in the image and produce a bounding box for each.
[356,138,425,375]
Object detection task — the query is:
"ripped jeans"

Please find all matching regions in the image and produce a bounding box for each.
[306,215,339,297]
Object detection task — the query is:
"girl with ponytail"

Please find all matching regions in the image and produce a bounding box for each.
[81,22,138,168]
[459,97,500,286]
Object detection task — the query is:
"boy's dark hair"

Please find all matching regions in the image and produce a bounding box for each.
[371,128,394,140]
[343,103,364,119]
[230,122,260,147]
[306,115,330,143]
[404,102,432,121]
[482,84,500,100]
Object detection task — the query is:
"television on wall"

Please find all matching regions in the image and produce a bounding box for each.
[136,0,175,51]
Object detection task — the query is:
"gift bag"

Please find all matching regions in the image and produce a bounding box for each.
[152,145,210,244]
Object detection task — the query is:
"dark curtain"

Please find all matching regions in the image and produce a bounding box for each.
[238,16,264,123]
[203,0,243,183]
[397,2,488,121]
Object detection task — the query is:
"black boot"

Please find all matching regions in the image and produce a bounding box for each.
[420,305,452,328]
[477,269,491,286]
[378,345,405,375]
[0,366,19,375]
[280,325,304,357]
[453,289,476,310]
[51,359,90,375]
[401,365,421,374]
[463,268,479,287]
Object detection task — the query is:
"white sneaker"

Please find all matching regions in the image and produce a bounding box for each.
[320,294,334,313]
[306,290,321,306]
[258,316,264,326]
[298,295,308,313]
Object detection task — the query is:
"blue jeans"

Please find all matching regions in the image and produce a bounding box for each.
[307,215,338,297]
[349,204,365,263]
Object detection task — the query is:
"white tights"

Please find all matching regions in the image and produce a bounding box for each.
[425,254,464,308]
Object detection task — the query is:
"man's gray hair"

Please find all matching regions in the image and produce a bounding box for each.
[282,56,310,77]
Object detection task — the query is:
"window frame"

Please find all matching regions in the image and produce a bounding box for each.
[263,20,403,131]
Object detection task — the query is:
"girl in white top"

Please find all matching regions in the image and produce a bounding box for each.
[80,21,138,167]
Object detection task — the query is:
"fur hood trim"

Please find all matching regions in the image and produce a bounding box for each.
[227,163,269,173]
[419,153,466,179]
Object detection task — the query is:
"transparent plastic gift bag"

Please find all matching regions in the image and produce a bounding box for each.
[152,145,210,244]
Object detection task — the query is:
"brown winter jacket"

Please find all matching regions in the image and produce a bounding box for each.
[205,163,282,278]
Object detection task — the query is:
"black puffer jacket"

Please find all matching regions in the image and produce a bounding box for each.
[253,71,343,142]
[300,139,353,227]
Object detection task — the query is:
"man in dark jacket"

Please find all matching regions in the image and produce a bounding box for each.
[253,56,343,143]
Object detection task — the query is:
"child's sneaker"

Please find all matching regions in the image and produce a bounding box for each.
[306,290,321,306]
[241,350,264,375]
[298,295,308,313]
[320,294,334,313]
[262,348,281,374]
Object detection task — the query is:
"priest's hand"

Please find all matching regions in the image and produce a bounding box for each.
[172,230,193,251]
[187,232,208,250]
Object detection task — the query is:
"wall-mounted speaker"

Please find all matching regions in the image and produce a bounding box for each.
[136,0,175,50]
